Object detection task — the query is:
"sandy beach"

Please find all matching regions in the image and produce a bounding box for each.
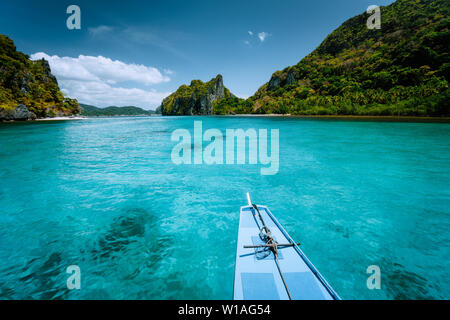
[35,116,86,121]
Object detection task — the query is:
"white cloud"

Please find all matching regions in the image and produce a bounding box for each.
[31,52,169,85]
[60,80,170,108]
[30,52,171,109]
[248,31,253,36]
[88,25,113,36]
[258,32,270,42]
[235,92,251,99]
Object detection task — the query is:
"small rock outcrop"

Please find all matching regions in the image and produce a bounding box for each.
[267,67,298,91]
[160,75,235,115]
[0,104,36,121]
[14,104,36,120]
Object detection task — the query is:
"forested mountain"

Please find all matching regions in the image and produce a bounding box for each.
[80,104,156,116]
[215,0,449,116]
[0,34,80,120]
[160,74,236,115]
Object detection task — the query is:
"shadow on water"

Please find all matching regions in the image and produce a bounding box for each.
[158,271,215,300]
[17,252,69,300]
[95,209,148,258]
[329,222,351,239]
[381,258,437,300]
[3,207,173,300]
[91,207,173,282]
[0,285,15,299]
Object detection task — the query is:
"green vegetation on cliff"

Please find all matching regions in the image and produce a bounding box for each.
[80,104,156,116]
[0,34,80,119]
[216,0,450,116]
[160,74,235,115]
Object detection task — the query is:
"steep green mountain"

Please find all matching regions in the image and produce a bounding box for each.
[0,34,81,120]
[160,74,237,115]
[216,0,450,116]
[80,104,156,116]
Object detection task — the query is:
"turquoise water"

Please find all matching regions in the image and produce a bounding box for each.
[0,116,449,300]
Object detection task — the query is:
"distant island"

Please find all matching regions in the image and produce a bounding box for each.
[0,35,158,121]
[80,104,159,117]
[160,0,449,117]
[2,0,448,121]
[159,74,237,116]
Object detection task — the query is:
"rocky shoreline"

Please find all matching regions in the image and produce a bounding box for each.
[1,34,82,122]
[0,104,37,121]
[0,104,82,122]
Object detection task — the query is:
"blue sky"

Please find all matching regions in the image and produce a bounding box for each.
[1,0,395,109]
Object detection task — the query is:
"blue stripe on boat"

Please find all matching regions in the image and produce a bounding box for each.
[241,273,280,300]
[284,272,329,300]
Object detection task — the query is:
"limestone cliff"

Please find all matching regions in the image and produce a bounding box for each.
[0,34,81,121]
[160,75,235,115]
